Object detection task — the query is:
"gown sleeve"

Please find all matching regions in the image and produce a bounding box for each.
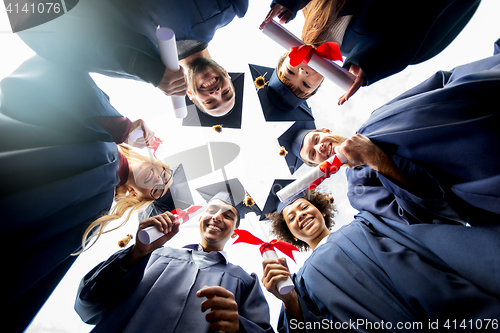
[238,273,275,333]
[75,248,151,325]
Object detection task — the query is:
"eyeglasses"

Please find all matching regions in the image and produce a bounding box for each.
[150,167,173,201]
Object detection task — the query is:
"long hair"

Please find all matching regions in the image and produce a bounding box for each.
[301,0,347,47]
[75,145,160,254]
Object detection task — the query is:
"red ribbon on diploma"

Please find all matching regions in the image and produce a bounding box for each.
[307,155,344,191]
[288,42,343,67]
[233,229,299,263]
[150,137,163,158]
[172,205,203,223]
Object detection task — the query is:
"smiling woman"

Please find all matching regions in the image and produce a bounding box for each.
[276,52,324,98]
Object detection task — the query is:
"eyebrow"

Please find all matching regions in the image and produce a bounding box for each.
[205,89,234,111]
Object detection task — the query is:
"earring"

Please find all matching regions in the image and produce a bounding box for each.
[293,237,298,242]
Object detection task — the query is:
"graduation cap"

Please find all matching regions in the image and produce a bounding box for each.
[196,178,261,222]
[278,121,316,174]
[139,164,194,220]
[261,179,309,220]
[182,72,244,129]
[249,64,314,122]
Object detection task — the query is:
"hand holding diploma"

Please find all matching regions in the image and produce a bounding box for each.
[121,212,179,270]
[156,27,188,118]
[277,153,348,203]
[157,67,188,97]
[138,204,205,244]
[233,225,298,295]
[126,119,155,148]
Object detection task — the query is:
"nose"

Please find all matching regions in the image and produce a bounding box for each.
[209,86,221,96]
[316,142,324,154]
[211,209,223,222]
[299,67,309,75]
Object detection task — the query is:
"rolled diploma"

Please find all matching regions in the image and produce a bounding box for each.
[246,213,295,295]
[129,128,144,142]
[138,204,207,244]
[156,27,188,119]
[262,20,355,91]
[277,153,347,202]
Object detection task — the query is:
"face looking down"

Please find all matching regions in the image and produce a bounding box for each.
[278,55,324,98]
[127,159,172,200]
[187,58,235,117]
[199,199,239,248]
[282,198,328,246]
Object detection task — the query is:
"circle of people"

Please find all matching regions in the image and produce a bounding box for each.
[1,0,499,332]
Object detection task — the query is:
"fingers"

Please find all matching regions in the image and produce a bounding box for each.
[261,259,291,297]
[338,64,366,105]
[158,67,188,96]
[197,286,234,300]
[259,5,287,30]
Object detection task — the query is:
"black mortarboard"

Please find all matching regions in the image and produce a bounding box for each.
[249,64,314,122]
[278,121,316,174]
[182,72,244,129]
[261,179,309,220]
[139,164,194,220]
[196,178,261,220]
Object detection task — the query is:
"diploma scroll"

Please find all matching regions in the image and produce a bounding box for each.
[262,20,355,91]
[246,213,296,295]
[277,153,348,203]
[156,27,188,119]
[138,204,206,244]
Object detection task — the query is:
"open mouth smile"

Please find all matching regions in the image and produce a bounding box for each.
[200,77,218,90]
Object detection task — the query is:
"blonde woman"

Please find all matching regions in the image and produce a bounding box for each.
[261,0,481,104]
[0,56,172,332]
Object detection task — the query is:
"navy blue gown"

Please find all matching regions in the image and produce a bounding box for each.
[278,168,500,332]
[18,0,248,86]
[354,42,500,224]
[0,56,124,332]
[278,211,500,332]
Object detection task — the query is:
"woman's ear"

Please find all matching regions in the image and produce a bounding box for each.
[117,184,138,198]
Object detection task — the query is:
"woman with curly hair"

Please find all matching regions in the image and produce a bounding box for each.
[261,180,500,332]
[0,56,174,332]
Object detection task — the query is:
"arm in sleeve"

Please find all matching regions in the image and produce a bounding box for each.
[276,274,326,333]
[237,273,275,333]
[347,156,467,225]
[93,116,132,144]
[74,248,151,324]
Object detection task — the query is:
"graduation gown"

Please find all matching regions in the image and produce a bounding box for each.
[271,0,480,85]
[278,211,500,332]
[0,56,124,332]
[354,43,500,223]
[75,245,274,333]
[18,0,248,86]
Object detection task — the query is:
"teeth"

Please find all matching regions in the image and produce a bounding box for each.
[207,224,222,232]
[202,78,216,88]
[301,218,313,229]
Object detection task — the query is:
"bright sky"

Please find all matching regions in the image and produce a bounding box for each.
[1,1,499,332]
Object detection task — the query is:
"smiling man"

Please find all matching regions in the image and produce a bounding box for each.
[183,56,236,117]
[18,0,248,110]
[75,178,272,333]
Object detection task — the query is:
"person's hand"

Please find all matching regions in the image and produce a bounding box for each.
[262,258,293,301]
[126,119,155,148]
[197,286,239,333]
[122,212,179,269]
[334,133,386,169]
[157,66,188,96]
[259,5,293,30]
[338,64,366,105]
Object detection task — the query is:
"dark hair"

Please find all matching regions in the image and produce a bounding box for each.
[267,189,336,251]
